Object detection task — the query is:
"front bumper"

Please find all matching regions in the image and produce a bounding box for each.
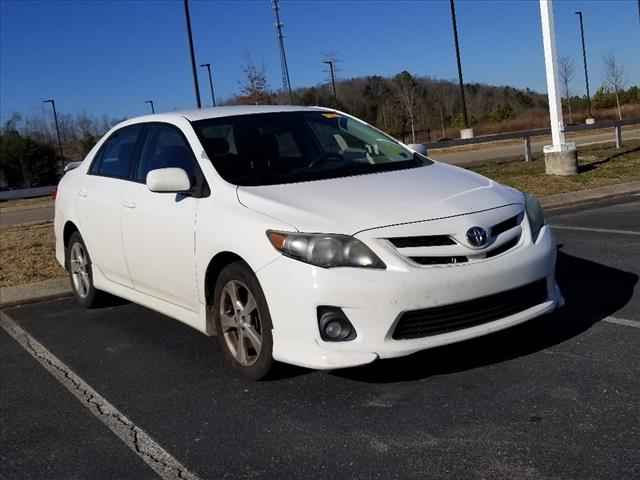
[257,225,560,370]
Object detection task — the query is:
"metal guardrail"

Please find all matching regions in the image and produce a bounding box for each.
[0,186,56,202]
[424,117,640,161]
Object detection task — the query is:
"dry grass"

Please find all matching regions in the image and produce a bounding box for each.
[0,196,54,212]
[0,222,65,288]
[469,140,640,197]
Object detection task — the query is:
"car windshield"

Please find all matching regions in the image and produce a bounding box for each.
[191,111,431,186]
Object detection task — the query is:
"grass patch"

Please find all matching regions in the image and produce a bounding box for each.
[0,222,65,288]
[468,140,640,197]
[0,196,53,212]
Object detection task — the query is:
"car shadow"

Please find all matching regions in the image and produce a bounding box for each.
[578,145,640,173]
[330,251,638,383]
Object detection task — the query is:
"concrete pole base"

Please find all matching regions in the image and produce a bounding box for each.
[544,144,578,176]
[460,128,474,139]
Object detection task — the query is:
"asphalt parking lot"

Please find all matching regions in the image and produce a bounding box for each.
[2,196,639,480]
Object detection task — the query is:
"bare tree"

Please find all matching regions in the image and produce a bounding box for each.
[558,56,575,124]
[603,53,625,120]
[392,71,418,143]
[238,56,272,105]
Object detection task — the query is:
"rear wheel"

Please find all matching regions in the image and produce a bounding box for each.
[66,232,104,308]
[213,262,274,380]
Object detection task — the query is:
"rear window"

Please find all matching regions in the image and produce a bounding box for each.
[90,125,142,179]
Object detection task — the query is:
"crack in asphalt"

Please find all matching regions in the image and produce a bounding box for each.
[0,312,201,480]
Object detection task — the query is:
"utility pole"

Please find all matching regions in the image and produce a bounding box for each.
[539,0,577,175]
[43,99,64,169]
[323,60,337,100]
[145,100,155,113]
[200,63,216,107]
[272,0,293,103]
[183,0,202,108]
[575,11,592,119]
[449,0,470,134]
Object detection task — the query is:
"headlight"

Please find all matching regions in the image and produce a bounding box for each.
[524,192,545,242]
[266,231,386,269]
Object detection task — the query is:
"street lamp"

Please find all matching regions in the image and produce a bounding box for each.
[575,11,593,120]
[42,99,64,168]
[145,100,155,113]
[449,0,470,136]
[183,0,202,108]
[199,63,217,107]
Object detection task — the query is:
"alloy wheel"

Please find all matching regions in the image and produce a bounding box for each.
[70,242,91,298]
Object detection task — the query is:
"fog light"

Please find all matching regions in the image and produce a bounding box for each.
[317,307,356,342]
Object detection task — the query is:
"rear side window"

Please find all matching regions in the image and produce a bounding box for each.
[135,124,198,183]
[90,125,142,179]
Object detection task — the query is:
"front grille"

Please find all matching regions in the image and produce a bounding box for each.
[392,279,548,340]
[485,235,520,258]
[491,214,521,237]
[388,235,455,248]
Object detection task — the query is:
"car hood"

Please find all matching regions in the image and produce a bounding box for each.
[236,162,523,235]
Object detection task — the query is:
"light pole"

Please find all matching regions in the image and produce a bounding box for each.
[449,0,470,134]
[145,100,155,113]
[183,0,202,108]
[200,63,216,107]
[539,0,577,175]
[43,99,64,168]
[575,11,592,119]
[322,60,337,100]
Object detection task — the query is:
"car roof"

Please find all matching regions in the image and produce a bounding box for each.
[123,105,330,126]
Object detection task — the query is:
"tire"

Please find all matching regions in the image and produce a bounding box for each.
[66,231,105,308]
[213,261,274,380]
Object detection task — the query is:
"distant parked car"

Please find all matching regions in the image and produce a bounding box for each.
[54,106,563,379]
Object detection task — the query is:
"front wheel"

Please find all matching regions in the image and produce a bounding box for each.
[213,261,274,380]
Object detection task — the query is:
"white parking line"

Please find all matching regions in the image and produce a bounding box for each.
[551,225,640,236]
[604,316,640,329]
[0,311,201,480]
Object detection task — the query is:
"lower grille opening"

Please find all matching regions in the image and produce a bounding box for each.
[410,256,468,265]
[392,279,548,340]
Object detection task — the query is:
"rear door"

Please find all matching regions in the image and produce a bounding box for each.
[78,124,143,288]
[120,122,206,311]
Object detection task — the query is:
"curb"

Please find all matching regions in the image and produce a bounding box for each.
[540,181,640,210]
[0,278,71,308]
[2,181,639,308]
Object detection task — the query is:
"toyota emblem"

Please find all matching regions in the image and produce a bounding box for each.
[466,226,488,248]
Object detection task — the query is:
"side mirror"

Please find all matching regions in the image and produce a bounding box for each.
[408,144,428,156]
[146,168,191,193]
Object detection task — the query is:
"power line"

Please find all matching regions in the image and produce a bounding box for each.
[272,0,293,103]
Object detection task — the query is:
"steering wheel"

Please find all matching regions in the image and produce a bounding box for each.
[308,152,344,169]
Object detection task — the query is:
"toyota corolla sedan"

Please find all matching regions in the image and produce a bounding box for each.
[55,106,563,379]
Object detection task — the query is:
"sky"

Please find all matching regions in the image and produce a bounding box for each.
[1,0,638,122]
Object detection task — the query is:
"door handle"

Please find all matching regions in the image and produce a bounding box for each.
[78,189,88,198]
[122,200,136,209]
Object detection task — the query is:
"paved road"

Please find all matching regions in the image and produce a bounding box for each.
[0,205,54,226]
[430,126,640,165]
[1,197,639,479]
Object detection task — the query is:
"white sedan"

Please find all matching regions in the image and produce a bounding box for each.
[54,106,563,379]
